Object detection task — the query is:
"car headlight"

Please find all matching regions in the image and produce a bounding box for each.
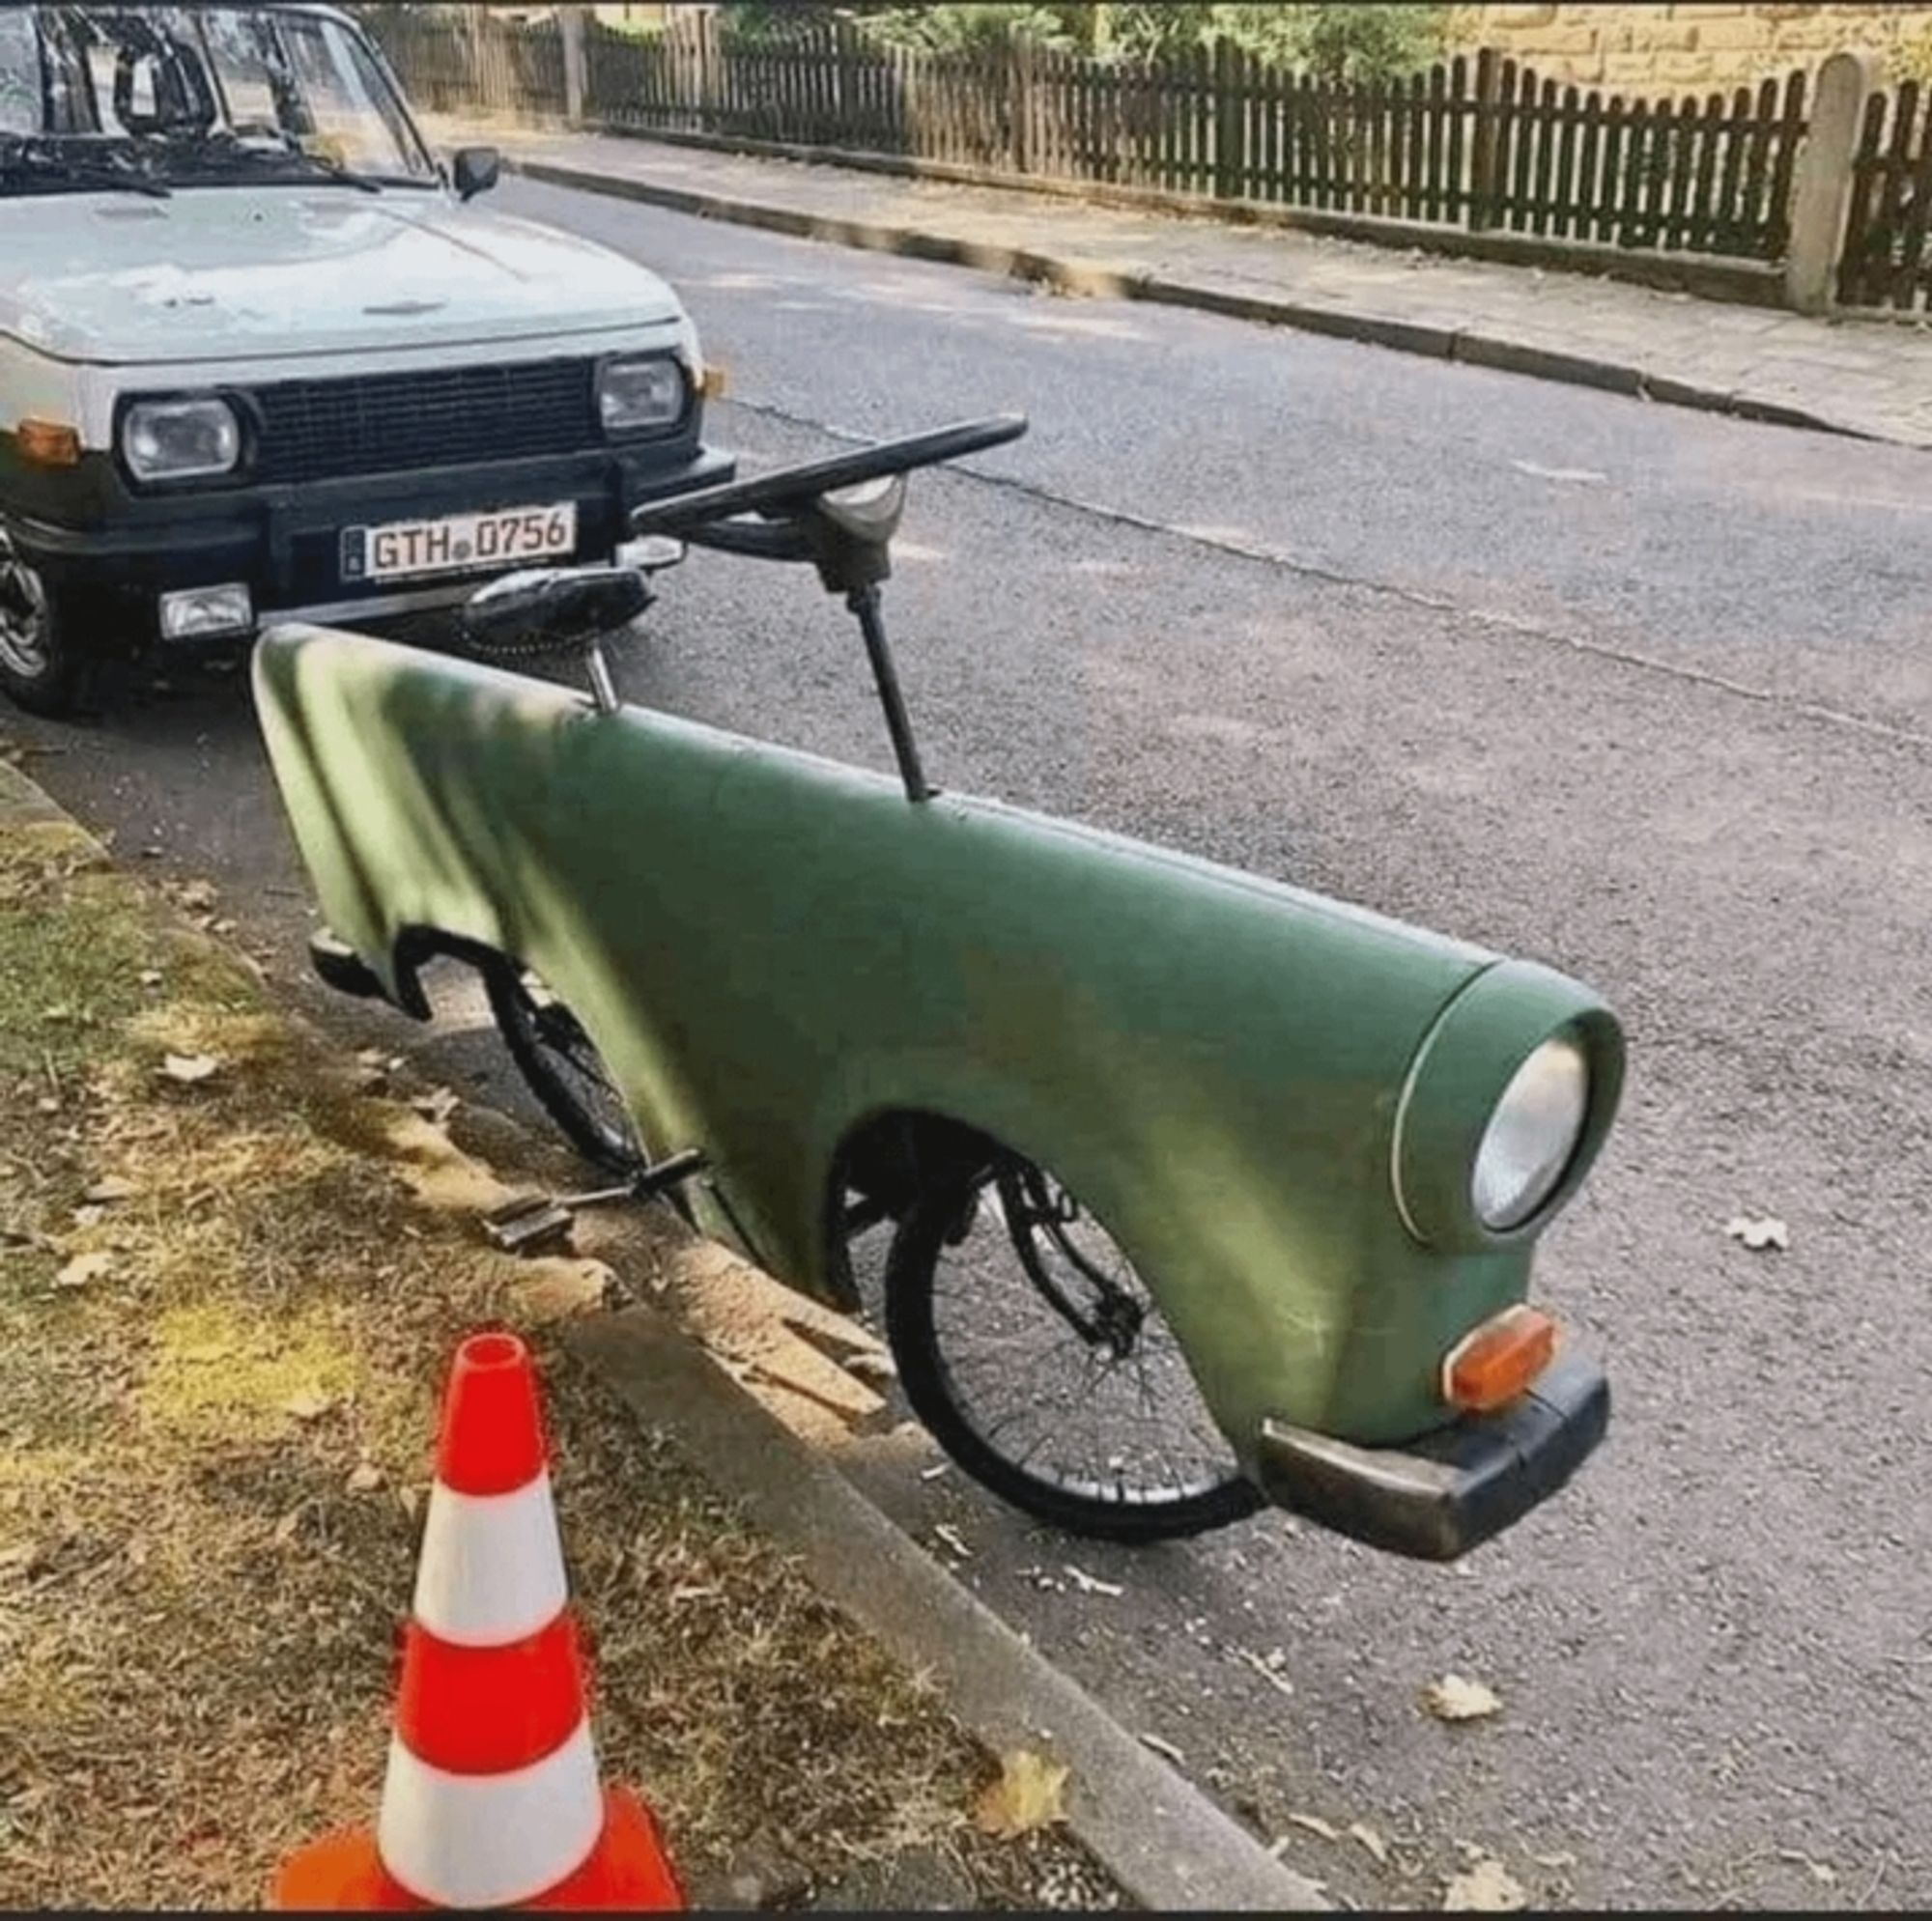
[596,356,687,436]
[1390,960,1624,1250]
[121,397,242,483]
[1469,1035,1591,1230]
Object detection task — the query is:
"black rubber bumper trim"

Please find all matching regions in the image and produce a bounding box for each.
[1254,1354,1609,1561]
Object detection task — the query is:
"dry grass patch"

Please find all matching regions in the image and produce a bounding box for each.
[0,817,1115,1909]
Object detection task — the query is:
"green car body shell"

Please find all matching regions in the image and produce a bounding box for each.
[252,624,1624,1471]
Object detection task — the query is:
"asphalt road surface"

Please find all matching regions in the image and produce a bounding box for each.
[9,175,1932,1910]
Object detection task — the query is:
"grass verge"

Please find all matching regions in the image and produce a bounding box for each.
[0,795,1113,1909]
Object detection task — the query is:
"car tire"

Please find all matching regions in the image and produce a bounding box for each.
[0,541,98,720]
[885,1152,1263,1543]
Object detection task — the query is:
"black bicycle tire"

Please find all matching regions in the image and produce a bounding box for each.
[884,1157,1263,1544]
[483,961,644,1175]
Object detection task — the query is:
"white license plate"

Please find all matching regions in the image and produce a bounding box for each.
[342,502,578,583]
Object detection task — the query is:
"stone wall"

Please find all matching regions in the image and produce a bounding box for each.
[1447,3,1932,89]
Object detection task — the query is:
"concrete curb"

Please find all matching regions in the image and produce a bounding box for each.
[0,758,73,828]
[507,155,1881,446]
[570,1307,1328,1914]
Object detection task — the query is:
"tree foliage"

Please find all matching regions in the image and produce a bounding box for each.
[720,4,1448,80]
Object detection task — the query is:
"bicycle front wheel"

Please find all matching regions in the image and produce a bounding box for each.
[885,1153,1260,1543]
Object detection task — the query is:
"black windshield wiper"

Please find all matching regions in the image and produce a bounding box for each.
[0,142,173,199]
[291,152,384,194]
[187,135,387,194]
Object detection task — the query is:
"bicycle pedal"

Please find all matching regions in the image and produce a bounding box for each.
[481,1193,577,1256]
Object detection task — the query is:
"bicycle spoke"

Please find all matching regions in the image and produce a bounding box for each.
[925,1163,1242,1512]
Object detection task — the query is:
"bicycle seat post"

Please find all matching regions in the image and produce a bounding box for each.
[583,636,620,716]
[846,582,929,804]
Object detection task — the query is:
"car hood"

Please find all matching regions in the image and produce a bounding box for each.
[0,187,686,365]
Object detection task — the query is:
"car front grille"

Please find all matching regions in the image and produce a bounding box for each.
[247,358,603,486]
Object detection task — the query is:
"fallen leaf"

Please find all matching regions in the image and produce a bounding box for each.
[282,1389,336,1423]
[160,1053,221,1085]
[974,1749,1069,1838]
[271,1505,305,1546]
[1443,1857,1527,1912]
[70,1204,103,1229]
[1064,1563,1123,1597]
[1777,1850,1836,1884]
[1350,1821,1391,1866]
[1510,460,1607,486]
[1138,1731,1185,1765]
[84,1176,137,1203]
[346,1461,384,1495]
[210,917,238,935]
[513,1258,613,1323]
[138,969,163,988]
[1236,1646,1295,1696]
[1421,1675,1503,1723]
[1724,1214,1789,1251]
[1284,1811,1343,1843]
[176,879,217,910]
[410,1087,460,1126]
[397,1484,424,1521]
[55,1251,114,1290]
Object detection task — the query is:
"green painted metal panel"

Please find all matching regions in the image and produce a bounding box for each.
[253,624,1623,1467]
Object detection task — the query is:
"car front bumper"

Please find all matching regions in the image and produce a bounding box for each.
[9,440,734,647]
[1254,1354,1609,1560]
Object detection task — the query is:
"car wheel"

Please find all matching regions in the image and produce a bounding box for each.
[885,1151,1263,1543]
[483,959,646,1176]
[0,541,97,720]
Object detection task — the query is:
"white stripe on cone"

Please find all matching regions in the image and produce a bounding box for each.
[412,1472,569,1647]
[378,1718,605,1908]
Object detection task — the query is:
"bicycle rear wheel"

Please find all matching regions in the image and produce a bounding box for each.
[484,962,643,1174]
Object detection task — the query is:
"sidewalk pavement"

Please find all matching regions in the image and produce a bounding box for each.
[422,112,1932,450]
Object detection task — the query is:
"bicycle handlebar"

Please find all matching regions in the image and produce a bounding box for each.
[629,413,1027,539]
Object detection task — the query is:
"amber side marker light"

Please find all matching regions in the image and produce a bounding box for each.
[19,419,81,467]
[1442,1304,1557,1415]
[700,364,728,400]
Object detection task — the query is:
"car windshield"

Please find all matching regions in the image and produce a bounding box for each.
[0,5,437,195]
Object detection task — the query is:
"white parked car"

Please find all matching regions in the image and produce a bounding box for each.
[0,3,728,716]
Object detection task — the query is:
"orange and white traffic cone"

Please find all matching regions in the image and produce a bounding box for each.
[272,1331,683,1910]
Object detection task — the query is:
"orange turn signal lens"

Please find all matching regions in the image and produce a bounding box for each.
[1441,1305,1556,1414]
[699,363,727,400]
[18,419,81,467]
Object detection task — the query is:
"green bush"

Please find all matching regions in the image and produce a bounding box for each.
[859,5,1072,53]
[1894,21,1932,86]
[719,3,1447,79]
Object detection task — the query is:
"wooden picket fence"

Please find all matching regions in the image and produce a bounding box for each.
[365,11,1856,276]
[371,8,563,121]
[574,17,1819,264]
[1839,79,1932,312]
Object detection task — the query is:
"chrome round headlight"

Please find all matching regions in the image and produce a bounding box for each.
[1470,1035,1591,1230]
